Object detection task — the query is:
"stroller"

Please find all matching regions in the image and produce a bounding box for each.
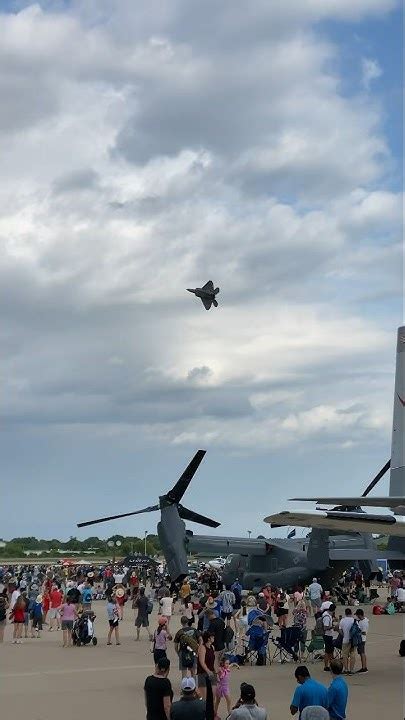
[72,611,97,646]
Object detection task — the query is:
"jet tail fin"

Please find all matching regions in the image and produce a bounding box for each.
[307,527,329,570]
[388,326,405,559]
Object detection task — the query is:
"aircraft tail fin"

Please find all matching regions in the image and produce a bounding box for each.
[307,527,329,570]
[388,326,405,556]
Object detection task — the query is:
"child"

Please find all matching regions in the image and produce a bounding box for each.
[30,594,43,638]
[10,595,25,643]
[214,655,238,717]
[152,616,172,664]
[106,595,120,646]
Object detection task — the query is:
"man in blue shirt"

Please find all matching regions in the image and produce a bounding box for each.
[290,666,328,717]
[328,659,348,720]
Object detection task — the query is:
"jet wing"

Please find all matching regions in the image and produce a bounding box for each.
[201,297,213,310]
[201,280,214,292]
[264,510,405,537]
[290,496,405,508]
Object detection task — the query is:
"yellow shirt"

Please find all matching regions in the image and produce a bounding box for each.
[180,583,191,598]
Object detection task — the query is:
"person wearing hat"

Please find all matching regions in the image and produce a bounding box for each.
[170,676,206,719]
[30,595,44,638]
[228,683,267,719]
[152,616,173,665]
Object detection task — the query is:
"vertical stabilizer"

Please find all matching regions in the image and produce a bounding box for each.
[388,326,405,556]
[389,326,405,497]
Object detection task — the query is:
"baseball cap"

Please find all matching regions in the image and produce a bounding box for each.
[181,677,196,692]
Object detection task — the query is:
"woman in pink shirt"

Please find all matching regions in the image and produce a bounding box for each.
[60,597,77,647]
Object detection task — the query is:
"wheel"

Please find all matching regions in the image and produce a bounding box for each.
[92,637,98,646]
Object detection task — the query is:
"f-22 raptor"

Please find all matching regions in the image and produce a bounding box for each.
[187,280,220,310]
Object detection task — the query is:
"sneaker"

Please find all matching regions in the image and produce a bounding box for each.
[356,668,368,674]
[323,667,330,672]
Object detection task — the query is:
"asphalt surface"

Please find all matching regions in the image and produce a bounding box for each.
[0,603,403,720]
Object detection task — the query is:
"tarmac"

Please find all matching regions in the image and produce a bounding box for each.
[0,603,404,720]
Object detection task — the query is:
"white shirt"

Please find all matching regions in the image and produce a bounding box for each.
[160,597,173,616]
[339,616,354,643]
[10,589,20,610]
[357,617,369,638]
[320,600,333,612]
[322,612,333,636]
[397,587,405,602]
[114,573,124,584]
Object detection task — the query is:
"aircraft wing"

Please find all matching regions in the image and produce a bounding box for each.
[264,510,405,538]
[290,496,405,508]
[201,280,214,292]
[201,297,213,310]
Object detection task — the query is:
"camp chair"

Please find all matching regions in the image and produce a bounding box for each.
[271,626,301,664]
[242,629,272,666]
[304,633,325,663]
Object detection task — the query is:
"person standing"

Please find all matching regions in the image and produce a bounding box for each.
[10,595,25,643]
[327,659,348,720]
[60,596,77,647]
[228,683,267,720]
[170,676,206,719]
[49,584,63,631]
[179,579,192,610]
[135,587,153,641]
[30,594,43,638]
[338,609,355,674]
[354,608,369,673]
[197,631,217,701]
[290,666,328,716]
[219,585,236,627]
[207,609,225,669]
[144,656,173,720]
[159,592,174,630]
[152,616,172,664]
[106,594,120,646]
[307,579,323,614]
[321,604,336,672]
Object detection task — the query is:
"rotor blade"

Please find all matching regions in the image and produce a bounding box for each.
[362,460,391,497]
[178,504,220,528]
[167,450,206,503]
[77,505,159,528]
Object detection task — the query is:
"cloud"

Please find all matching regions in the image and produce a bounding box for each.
[361,57,383,89]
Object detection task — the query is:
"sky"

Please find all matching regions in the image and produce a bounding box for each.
[1,0,403,542]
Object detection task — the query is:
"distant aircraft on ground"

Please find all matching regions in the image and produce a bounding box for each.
[187,280,220,310]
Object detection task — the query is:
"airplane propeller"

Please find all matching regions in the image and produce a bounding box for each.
[77,450,220,530]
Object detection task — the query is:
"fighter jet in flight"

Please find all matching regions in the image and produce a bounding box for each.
[187,280,220,310]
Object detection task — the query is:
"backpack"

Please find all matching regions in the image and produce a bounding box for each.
[179,630,199,668]
[349,620,363,647]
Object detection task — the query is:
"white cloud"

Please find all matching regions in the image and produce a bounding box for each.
[362,57,383,89]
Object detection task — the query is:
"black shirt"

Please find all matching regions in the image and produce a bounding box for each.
[137,595,149,617]
[170,696,206,719]
[144,675,173,720]
[208,617,225,651]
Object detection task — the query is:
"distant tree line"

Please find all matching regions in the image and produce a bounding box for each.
[0,534,161,558]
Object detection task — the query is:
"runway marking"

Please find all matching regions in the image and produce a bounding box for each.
[2,664,153,679]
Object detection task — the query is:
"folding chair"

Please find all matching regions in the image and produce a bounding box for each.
[304,633,325,663]
[271,626,301,664]
[243,629,272,666]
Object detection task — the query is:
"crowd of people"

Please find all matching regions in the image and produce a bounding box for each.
[0,561,403,719]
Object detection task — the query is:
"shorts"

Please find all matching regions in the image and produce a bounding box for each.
[342,642,354,659]
[197,673,217,688]
[109,619,119,628]
[135,616,149,628]
[357,641,366,655]
[61,620,73,630]
[153,648,167,664]
[311,599,322,609]
[221,611,233,620]
[324,635,334,654]
[48,608,60,620]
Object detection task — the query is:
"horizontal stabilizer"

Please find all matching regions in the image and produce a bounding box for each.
[264,510,405,537]
[290,496,405,508]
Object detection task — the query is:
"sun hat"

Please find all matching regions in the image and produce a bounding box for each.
[181,677,196,692]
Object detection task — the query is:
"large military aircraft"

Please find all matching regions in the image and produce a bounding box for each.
[265,326,405,562]
[187,280,220,310]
